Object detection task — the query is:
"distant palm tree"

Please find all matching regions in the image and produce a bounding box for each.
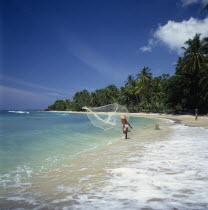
[151,91,165,111]
[202,37,208,55]
[124,75,140,110]
[181,34,208,109]
[175,57,185,75]
[134,82,145,97]
[136,66,152,82]
[135,67,153,111]
[90,92,97,107]
[182,34,206,75]
[199,61,208,102]
[125,75,136,87]
[118,87,132,109]
[200,76,208,99]
[105,85,119,103]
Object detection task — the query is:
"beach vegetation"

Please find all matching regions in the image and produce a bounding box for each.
[46,35,208,114]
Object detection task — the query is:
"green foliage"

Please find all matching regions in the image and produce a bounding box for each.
[46,35,208,114]
[47,100,68,111]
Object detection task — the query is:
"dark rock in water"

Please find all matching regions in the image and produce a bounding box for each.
[25,118,40,120]
[155,124,160,130]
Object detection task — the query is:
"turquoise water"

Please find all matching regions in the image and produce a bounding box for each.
[0,111,155,188]
[1,111,208,209]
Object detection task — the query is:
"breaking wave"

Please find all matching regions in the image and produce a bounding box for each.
[8,111,30,114]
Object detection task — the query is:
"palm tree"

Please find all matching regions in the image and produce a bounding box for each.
[100,89,108,105]
[124,75,140,111]
[181,34,208,109]
[90,92,97,107]
[182,34,206,75]
[200,76,208,101]
[202,37,208,55]
[105,85,119,104]
[151,90,165,111]
[175,57,185,75]
[125,75,136,87]
[199,60,208,103]
[136,66,152,83]
[135,67,153,111]
[118,87,131,109]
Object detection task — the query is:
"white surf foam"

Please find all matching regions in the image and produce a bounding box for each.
[8,111,30,114]
[68,124,208,209]
[0,196,38,205]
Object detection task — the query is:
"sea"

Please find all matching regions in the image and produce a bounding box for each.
[0,110,208,209]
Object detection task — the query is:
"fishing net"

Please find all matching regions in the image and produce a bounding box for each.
[82,103,129,130]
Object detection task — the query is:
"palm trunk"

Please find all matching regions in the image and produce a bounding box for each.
[135,95,140,111]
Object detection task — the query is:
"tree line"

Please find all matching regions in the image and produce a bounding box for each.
[46,34,208,114]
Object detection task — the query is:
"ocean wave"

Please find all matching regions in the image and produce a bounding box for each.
[3,117,207,209]
[0,196,38,206]
[8,111,30,114]
[61,124,208,209]
[0,165,33,188]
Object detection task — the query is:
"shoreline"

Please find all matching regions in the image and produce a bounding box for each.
[130,113,208,130]
[2,111,208,209]
[46,111,208,130]
[0,116,174,209]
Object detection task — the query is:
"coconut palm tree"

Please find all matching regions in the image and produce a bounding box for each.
[182,34,206,75]
[105,85,119,104]
[199,60,208,103]
[135,67,153,111]
[90,92,97,107]
[175,57,185,75]
[136,66,152,83]
[202,37,208,55]
[125,75,136,87]
[181,34,208,109]
[118,87,132,109]
[124,75,140,111]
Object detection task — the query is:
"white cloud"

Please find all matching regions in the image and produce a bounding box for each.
[140,39,157,52]
[140,17,208,55]
[140,46,152,52]
[181,0,208,6]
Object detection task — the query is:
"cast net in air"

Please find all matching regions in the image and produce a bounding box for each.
[82,103,129,130]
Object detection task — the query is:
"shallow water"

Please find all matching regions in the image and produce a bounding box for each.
[1,111,153,185]
[1,111,208,209]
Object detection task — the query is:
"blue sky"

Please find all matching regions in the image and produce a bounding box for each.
[1,0,208,109]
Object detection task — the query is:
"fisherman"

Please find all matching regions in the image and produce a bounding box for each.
[120,115,132,139]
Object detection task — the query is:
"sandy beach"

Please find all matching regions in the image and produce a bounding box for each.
[130,113,208,130]
[1,110,208,209]
[47,111,208,130]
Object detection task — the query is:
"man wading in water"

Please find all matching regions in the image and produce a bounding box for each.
[120,115,132,139]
